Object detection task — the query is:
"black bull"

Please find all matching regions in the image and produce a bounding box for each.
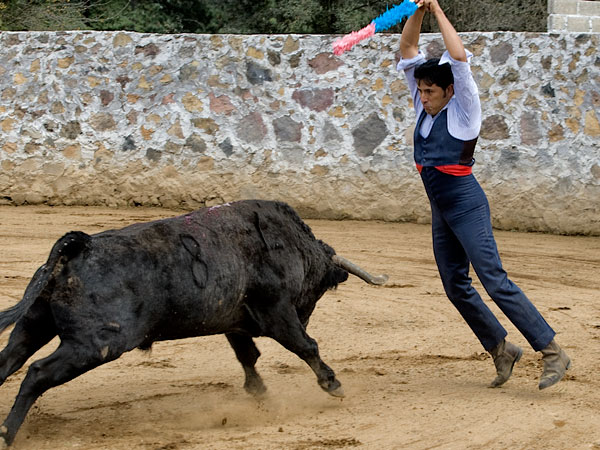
[0,200,387,446]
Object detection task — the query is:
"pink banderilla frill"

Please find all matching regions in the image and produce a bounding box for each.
[332,22,376,56]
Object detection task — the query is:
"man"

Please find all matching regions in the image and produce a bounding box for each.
[397,0,570,389]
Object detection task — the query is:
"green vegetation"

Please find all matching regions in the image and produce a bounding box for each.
[0,0,548,33]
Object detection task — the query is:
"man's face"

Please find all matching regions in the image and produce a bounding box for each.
[417,80,454,116]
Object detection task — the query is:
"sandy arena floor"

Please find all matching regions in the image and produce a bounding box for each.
[0,205,599,449]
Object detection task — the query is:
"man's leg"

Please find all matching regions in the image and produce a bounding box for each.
[447,186,569,389]
[431,202,507,351]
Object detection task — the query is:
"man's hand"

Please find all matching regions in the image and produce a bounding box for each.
[418,0,442,14]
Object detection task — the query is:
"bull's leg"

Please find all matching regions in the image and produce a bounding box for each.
[0,300,57,388]
[251,300,344,397]
[225,332,267,396]
[0,341,104,447]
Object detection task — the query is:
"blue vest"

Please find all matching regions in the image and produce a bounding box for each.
[414,109,477,167]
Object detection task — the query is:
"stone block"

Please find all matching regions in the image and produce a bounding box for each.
[308,53,343,75]
[549,0,578,14]
[481,115,510,140]
[352,113,388,157]
[578,0,600,16]
[273,116,303,143]
[584,110,600,137]
[548,14,567,31]
[593,17,600,32]
[566,15,591,31]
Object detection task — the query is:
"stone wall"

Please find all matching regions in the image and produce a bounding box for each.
[0,31,599,235]
[548,0,600,32]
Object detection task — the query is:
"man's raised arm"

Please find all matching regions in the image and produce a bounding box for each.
[400,1,426,60]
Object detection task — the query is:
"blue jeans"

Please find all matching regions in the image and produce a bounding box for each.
[419,167,555,351]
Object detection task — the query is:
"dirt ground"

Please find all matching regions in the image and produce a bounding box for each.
[0,205,599,450]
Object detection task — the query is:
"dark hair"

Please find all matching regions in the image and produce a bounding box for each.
[414,58,454,90]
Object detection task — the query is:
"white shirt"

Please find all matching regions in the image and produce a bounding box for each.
[397,50,481,141]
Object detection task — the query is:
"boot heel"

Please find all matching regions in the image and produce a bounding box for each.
[538,340,571,389]
[515,348,523,364]
[489,340,523,388]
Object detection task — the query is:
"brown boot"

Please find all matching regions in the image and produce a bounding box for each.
[539,340,571,390]
[489,339,523,388]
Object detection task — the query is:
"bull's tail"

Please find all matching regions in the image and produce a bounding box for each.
[0,231,91,335]
[332,254,389,286]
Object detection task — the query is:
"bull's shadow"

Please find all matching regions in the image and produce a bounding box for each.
[0,199,387,446]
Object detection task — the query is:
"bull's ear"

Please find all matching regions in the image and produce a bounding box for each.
[180,234,200,256]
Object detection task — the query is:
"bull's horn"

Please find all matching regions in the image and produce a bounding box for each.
[332,254,389,286]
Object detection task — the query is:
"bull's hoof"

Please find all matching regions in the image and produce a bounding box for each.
[327,385,345,398]
[321,379,345,398]
[0,425,9,449]
[244,379,267,398]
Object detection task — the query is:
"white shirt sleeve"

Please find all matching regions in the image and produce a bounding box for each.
[396,51,426,120]
[440,50,481,140]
